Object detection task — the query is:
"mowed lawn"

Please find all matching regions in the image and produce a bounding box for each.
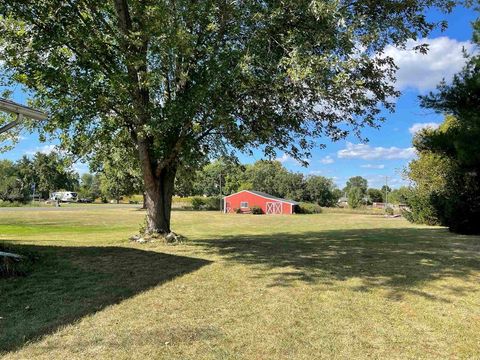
[1,206,480,359]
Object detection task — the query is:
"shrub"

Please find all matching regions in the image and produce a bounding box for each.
[297,202,322,214]
[191,197,205,210]
[251,205,263,215]
[204,196,221,211]
[385,207,394,216]
[0,201,33,208]
[235,208,242,214]
[402,191,441,226]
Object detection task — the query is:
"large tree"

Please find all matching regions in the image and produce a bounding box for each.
[305,175,339,206]
[0,0,454,233]
[405,18,480,234]
[344,176,368,195]
[29,152,79,199]
[367,188,383,203]
[245,160,288,198]
[79,173,102,200]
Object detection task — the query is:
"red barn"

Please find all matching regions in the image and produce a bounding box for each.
[223,190,299,215]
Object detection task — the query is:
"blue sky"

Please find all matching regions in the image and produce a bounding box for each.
[1,5,478,189]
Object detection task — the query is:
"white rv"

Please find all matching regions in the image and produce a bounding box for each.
[50,191,78,203]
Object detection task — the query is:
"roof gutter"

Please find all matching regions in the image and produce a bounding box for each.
[0,98,47,135]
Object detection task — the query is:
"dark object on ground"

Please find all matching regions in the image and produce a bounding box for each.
[0,251,24,277]
[251,206,263,215]
[77,198,93,203]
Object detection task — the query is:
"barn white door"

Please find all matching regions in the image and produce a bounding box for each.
[266,202,282,214]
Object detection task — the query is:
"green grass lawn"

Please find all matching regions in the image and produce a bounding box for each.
[1,207,479,359]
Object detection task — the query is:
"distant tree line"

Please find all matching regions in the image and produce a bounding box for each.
[1,150,410,209]
[0,152,78,202]
[341,175,409,209]
[174,159,409,208]
[0,150,141,204]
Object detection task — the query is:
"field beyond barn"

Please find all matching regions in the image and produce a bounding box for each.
[1,206,479,359]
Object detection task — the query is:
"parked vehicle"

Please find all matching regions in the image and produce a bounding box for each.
[50,191,78,203]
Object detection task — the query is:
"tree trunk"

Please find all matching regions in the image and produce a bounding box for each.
[142,192,147,209]
[143,165,177,234]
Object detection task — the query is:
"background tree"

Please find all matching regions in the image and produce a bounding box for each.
[79,173,102,200]
[344,176,368,196]
[348,187,364,209]
[194,159,242,197]
[275,171,306,201]
[367,188,384,203]
[99,171,138,203]
[305,175,340,207]
[388,186,411,205]
[381,185,392,202]
[29,152,79,199]
[174,166,198,197]
[96,156,143,204]
[245,161,288,198]
[0,0,454,233]
[406,150,455,225]
[0,152,78,202]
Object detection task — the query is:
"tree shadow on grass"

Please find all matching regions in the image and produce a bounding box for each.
[194,227,480,300]
[0,244,211,353]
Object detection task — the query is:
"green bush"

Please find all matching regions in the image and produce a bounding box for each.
[191,197,205,210]
[385,207,394,216]
[402,191,441,226]
[251,205,263,215]
[204,196,221,211]
[0,201,35,207]
[297,202,322,214]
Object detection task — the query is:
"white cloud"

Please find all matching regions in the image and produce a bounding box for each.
[25,144,57,155]
[408,122,440,135]
[362,174,408,188]
[338,142,415,160]
[361,164,385,169]
[320,155,334,164]
[276,153,306,166]
[276,153,291,164]
[383,37,475,92]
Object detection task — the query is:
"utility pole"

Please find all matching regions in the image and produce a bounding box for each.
[219,173,223,213]
[31,183,36,204]
[385,176,388,211]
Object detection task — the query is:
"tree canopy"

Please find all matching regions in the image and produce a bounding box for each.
[405,18,480,234]
[344,176,368,195]
[0,0,455,232]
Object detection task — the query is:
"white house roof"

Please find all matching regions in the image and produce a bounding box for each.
[224,190,300,205]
